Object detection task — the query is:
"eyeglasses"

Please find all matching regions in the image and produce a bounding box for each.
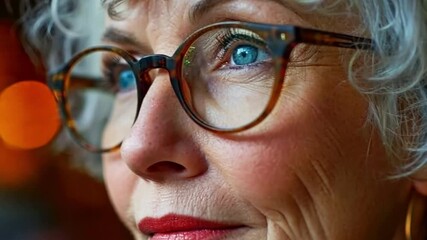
[48,21,373,153]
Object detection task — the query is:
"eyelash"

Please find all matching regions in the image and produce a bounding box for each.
[101,56,130,92]
[217,29,265,49]
[214,29,268,66]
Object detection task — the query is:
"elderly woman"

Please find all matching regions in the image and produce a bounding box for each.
[23,0,427,239]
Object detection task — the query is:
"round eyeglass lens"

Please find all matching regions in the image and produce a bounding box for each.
[65,49,138,151]
[181,27,277,130]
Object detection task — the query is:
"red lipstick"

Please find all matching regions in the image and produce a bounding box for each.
[138,214,243,240]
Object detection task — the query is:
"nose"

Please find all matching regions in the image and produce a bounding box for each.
[120,69,208,182]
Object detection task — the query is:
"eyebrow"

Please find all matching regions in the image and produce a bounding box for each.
[189,0,289,23]
[102,28,152,53]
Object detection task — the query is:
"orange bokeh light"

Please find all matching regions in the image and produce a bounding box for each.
[0,81,60,149]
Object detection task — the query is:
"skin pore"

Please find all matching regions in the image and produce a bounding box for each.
[101,0,419,239]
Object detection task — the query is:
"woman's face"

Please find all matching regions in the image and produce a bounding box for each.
[102,0,412,239]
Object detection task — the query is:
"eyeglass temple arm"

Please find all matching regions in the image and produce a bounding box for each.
[296,28,374,50]
[48,73,114,92]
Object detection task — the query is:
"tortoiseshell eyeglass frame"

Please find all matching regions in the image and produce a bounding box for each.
[48,21,373,153]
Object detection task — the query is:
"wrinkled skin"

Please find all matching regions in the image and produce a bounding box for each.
[101,0,426,239]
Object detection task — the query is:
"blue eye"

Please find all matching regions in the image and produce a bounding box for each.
[231,45,269,66]
[118,70,136,92]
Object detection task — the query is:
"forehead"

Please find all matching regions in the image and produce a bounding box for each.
[105,0,327,16]
[103,0,335,26]
[115,1,357,31]
[102,0,359,49]
[104,0,353,25]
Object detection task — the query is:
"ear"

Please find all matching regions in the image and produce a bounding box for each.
[414,181,427,196]
[413,168,427,196]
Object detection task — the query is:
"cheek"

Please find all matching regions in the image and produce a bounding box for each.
[207,78,376,213]
[103,153,137,222]
[209,124,326,213]
[102,93,138,149]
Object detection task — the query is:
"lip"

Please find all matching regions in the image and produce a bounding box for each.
[138,214,244,239]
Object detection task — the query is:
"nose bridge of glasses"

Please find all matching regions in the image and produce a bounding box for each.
[137,54,176,74]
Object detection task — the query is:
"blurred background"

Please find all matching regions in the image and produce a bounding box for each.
[0,1,132,239]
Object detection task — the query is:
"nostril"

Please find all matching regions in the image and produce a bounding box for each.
[147,161,186,174]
